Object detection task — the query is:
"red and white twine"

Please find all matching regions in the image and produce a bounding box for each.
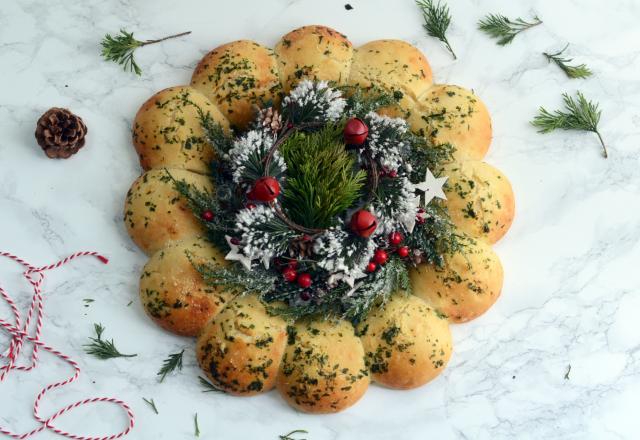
[0,251,135,439]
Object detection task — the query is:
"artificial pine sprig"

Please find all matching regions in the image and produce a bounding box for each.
[531,91,608,158]
[543,44,593,79]
[100,29,191,75]
[157,349,184,382]
[416,0,457,59]
[84,323,137,360]
[478,14,542,46]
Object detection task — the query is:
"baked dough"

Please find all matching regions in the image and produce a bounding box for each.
[442,160,515,244]
[409,234,503,323]
[139,236,232,336]
[274,25,354,92]
[277,319,369,413]
[132,86,230,173]
[356,293,452,389]
[196,294,287,395]
[124,168,212,255]
[191,40,282,130]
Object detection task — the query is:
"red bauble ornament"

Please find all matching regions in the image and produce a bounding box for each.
[201,210,214,221]
[350,209,378,238]
[397,246,410,258]
[366,262,377,273]
[343,118,369,145]
[251,177,280,202]
[297,273,312,288]
[283,267,298,282]
[373,249,388,265]
[389,231,403,245]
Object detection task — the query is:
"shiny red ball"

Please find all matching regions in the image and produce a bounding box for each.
[343,118,369,145]
[251,177,281,202]
[283,267,297,283]
[366,262,377,273]
[350,209,378,238]
[201,210,214,221]
[297,273,312,288]
[389,231,403,245]
[397,246,410,258]
[373,249,388,265]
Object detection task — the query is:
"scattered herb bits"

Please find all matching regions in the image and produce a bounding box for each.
[416,0,456,59]
[83,323,137,360]
[478,14,542,46]
[157,349,185,382]
[544,44,593,79]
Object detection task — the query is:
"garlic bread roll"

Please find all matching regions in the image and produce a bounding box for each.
[277,319,369,413]
[139,236,232,337]
[124,168,212,255]
[196,294,287,396]
[356,293,452,389]
[409,235,503,323]
[274,25,354,92]
[191,40,282,130]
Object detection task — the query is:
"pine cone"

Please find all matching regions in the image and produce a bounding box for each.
[35,108,87,159]
[258,107,282,133]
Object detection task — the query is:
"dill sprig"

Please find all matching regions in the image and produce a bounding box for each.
[157,349,184,382]
[531,91,608,158]
[194,413,200,437]
[478,14,542,46]
[84,323,137,360]
[279,430,309,440]
[100,29,191,75]
[416,0,456,59]
[198,376,224,393]
[142,397,158,414]
[543,44,593,79]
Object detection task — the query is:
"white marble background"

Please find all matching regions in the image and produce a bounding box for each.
[1,0,639,438]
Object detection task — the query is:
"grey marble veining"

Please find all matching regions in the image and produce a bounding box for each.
[1,0,639,439]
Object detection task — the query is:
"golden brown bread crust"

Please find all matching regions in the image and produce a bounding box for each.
[356,293,452,389]
[407,84,492,161]
[274,25,354,92]
[441,160,515,244]
[409,235,503,323]
[139,236,232,337]
[124,168,212,255]
[196,294,287,396]
[190,40,282,130]
[276,319,369,413]
[348,39,433,118]
[132,86,229,173]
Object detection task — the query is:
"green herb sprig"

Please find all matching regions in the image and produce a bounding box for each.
[84,323,137,359]
[478,14,542,45]
[416,0,456,59]
[157,349,184,382]
[198,376,223,393]
[100,29,191,75]
[543,44,593,79]
[531,91,607,158]
[279,430,308,440]
[142,397,158,414]
[194,413,200,437]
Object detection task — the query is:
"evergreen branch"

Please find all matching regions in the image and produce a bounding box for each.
[279,430,309,440]
[194,413,200,437]
[142,397,159,414]
[341,85,402,118]
[198,376,224,392]
[531,91,607,158]
[84,323,137,360]
[416,0,456,59]
[157,349,184,382]
[543,44,593,79]
[478,14,542,46]
[100,29,191,75]
[191,256,276,296]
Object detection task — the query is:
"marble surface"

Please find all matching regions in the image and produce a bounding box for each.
[1,0,639,438]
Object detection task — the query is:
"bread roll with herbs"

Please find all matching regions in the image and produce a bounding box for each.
[356,293,452,389]
[409,235,503,323]
[139,236,232,337]
[196,294,287,396]
[348,39,433,118]
[132,86,229,173]
[442,161,515,244]
[274,25,354,92]
[124,168,212,255]
[407,84,492,161]
[191,40,282,130]
[277,319,369,413]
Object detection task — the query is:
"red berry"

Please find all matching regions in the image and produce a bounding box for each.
[397,246,410,258]
[288,260,299,269]
[297,273,312,288]
[388,170,398,178]
[250,177,281,202]
[373,249,388,265]
[201,210,214,221]
[389,231,403,245]
[366,262,377,273]
[343,118,369,145]
[230,237,241,245]
[350,209,378,238]
[283,267,297,282]
[300,291,311,301]
[246,202,257,210]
